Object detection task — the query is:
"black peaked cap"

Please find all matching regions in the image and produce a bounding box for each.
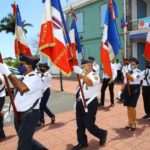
[19,53,40,66]
[81,59,92,65]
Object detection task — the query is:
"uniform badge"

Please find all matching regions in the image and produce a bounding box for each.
[94,76,98,80]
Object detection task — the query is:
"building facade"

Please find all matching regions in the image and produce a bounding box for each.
[64,0,124,74]
[64,0,150,71]
[126,0,150,70]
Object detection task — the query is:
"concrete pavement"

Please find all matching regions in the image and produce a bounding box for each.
[0,78,150,150]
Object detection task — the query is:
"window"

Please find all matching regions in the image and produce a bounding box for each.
[76,12,84,33]
[100,3,108,27]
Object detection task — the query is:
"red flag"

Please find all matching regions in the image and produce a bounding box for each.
[39,0,71,76]
[12,4,32,57]
[144,31,150,60]
[100,43,112,78]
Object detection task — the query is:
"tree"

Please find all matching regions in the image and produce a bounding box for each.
[0,13,33,35]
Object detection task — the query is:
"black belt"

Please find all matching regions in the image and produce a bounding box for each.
[76,98,89,102]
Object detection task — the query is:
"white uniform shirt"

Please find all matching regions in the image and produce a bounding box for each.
[78,72,100,99]
[15,71,43,112]
[42,71,52,92]
[122,65,131,84]
[115,62,122,71]
[142,69,150,86]
[0,73,6,97]
[128,68,142,85]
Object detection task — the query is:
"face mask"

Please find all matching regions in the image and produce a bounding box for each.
[39,68,45,73]
[18,65,27,74]
[131,65,136,70]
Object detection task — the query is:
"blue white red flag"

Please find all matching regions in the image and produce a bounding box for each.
[70,18,82,54]
[39,0,71,76]
[144,31,150,60]
[100,0,121,78]
[12,4,32,57]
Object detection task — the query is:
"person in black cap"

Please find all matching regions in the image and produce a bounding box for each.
[0,53,48,150]
[72,60,107,150]
[38,63,55,126]
[88,56,100,74]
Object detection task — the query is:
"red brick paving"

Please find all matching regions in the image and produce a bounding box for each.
[1,78,150,150]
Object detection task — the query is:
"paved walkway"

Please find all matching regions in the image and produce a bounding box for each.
[0,78,150,150]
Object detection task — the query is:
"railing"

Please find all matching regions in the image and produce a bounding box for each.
[127,17,150,31]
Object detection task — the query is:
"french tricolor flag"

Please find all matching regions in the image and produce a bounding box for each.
[144,31,150,60]
[12,4,32,57]
[39,0,55,50]
[39,0,71,76]
[100,0,120,78]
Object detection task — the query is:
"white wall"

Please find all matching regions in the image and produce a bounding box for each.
[132,42,138,58]
[132,0,137,20]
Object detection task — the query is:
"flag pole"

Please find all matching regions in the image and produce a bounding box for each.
[114,12,131,96]
[58,0,88,111]
[0,53,19,124]
[12,1,19,59]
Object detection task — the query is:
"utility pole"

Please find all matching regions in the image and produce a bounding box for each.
[60,71,64,91]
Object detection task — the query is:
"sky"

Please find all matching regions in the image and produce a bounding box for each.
[0,0,77,58]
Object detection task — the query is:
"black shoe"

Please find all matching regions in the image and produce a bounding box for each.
[99,130,108,146]
[142,115,150,119]
[51,116,55,124]
[125,126,131,129]
[110,103,114,107]
[0,134,6,142]
[72,143,88,150]
[99,103,104,107]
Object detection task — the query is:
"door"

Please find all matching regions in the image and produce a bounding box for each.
[137,43,146,70]
[137,0,147,19]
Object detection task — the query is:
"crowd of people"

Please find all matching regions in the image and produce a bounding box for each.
[0,53,149,150]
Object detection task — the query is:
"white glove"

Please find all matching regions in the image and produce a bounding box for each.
[73,66,83,75]
[0,63,11,77]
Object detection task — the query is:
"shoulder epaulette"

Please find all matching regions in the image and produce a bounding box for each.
[29,74,35,77]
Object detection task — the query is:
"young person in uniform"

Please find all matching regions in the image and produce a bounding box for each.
[0,53,48,150]
[123,57,142,131]
[38,63,55,125]
[72,60,107,150]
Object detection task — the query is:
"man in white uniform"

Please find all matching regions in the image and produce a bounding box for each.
[72,60,107,150]
[0,53,48,150]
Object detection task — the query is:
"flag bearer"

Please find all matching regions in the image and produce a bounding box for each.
[142,60,150,119]
[0,53,48,150]
[72,60,107,150]
[38,63,55,126]
[123,57,142,131]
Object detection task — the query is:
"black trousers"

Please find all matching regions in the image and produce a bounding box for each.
[116,70,122,83]
[100,78,114,105]
[142,86,150,115]
[76,98,106,145]
[0,97,5,139]
[14,110,47,150]
[39,88,54,122]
